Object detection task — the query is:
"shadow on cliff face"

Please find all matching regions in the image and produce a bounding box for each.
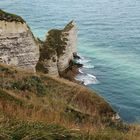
[59,59,83,82]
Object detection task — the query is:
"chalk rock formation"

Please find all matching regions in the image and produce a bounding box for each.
[0,10,39,72]
[0,9,77,76]
[37,21,77,76]
[57,21,77,72]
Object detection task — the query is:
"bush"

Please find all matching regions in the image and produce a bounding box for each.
[11,76,47,96]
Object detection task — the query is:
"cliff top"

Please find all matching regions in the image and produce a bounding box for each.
[0,9,25,23]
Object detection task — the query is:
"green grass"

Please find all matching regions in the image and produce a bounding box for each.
[0,89,23,106]
[11,76,48,96]
[0,116,83,140]
[0,113,139,140]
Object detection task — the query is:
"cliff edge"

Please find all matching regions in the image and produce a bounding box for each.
[0,9,39,72]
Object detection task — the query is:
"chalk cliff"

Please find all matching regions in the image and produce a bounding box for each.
[0,10,39,72]
[37,21,78,76]
[0,10,78,76]
[57,21,77,72]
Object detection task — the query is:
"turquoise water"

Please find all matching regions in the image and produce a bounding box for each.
[1,0,140,123]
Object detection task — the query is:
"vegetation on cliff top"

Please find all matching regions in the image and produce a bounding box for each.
[0,9,25,23]
[0,63,140,139]
[37,20,74,59]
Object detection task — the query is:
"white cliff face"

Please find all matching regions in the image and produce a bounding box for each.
[66,21,77,53]
[57,21,77,72]
[0,21,39,72]
[57,41,73,72]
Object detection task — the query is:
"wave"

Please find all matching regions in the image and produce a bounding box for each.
[84,73,99,85]
[77,57,91,64]
[76,73,99,85]
[83,64,95,69]
[87,73,96,79]
[77,56,94,69]
[76,55,98,85]
[79,69,84,74]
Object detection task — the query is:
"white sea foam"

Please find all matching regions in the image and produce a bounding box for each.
[76,73,99,85]
[79,69,84,74]
[76,56,98,85]
[77,56,94,69]
[77,58,91,64]
[87,74,96,79]
[83,64,94,69]
[84,73,99,85]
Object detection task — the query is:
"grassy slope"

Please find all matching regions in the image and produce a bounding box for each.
[0,63,140,140]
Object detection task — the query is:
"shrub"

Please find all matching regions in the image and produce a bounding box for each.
[11,76,47,96]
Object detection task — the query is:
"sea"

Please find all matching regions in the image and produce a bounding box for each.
[0,0,140,123]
